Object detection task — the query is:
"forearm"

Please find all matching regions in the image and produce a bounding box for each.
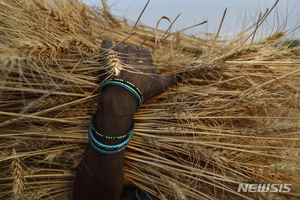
[73,37,176,200]
[73,86,137,200]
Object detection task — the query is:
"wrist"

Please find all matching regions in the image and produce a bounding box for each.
[98,84,137,117]
[94,85,137,138]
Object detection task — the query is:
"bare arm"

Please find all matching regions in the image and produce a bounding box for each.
[73,38,176,200]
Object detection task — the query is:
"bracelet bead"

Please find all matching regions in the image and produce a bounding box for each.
[100,79,143,110]
[89,133,131,154]
[91,78,140,154]
[88,113,135,154]
[89,125,133,150]
[109,78,143,102]
[90,114,134,140]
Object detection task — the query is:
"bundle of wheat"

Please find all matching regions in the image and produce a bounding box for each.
[0,0,299,199]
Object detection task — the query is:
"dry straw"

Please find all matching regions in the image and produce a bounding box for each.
[0,0,299,199]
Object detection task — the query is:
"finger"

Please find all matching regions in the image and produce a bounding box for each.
[99,38,112,67]
[101,38,113,51]
[113,41,125,52]
[162,74,177,88]
[123,44,139,65]
[115,41,125,48]
[157,74,177,94]
[139,47,152,58]
[145,74,177,101]
[99,38,113,81]
[139,47,153,66]
[124,44,139,52]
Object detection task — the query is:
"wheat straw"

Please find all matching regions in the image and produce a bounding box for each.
[0,0,299,199]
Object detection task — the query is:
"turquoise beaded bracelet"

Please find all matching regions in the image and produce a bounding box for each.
[88,125,133,150]
[100,79,143,109]
[90,78,141,154]
[89,131,131,154]
[90,114,134,140]
[110,78,143,102]
[89,113,135,154]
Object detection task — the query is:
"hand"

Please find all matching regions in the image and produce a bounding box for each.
[100,38,177,102]
[73,38,177,200]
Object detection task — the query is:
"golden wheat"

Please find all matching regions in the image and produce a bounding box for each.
[0,0,299,200]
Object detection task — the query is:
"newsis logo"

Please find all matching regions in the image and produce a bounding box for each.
[237,183,292,193]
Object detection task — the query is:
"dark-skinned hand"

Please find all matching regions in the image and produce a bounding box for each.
[73,38,177,200]
[100,38,176,103]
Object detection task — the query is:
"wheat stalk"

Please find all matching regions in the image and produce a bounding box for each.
[0,0,299,200]
[10,149,25,200]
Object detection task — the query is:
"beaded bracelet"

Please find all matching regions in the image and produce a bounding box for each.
[88,125,133,150]
[89,113,135,154]
[100,79,143,109]
[91,78,141,154]
[109,78,143,102]
[90,114,135,140]
[89,132,131,154]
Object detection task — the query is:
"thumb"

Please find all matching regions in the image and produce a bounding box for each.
[161,74,177,90]
[101,38,113,51]
[151,74,177,97]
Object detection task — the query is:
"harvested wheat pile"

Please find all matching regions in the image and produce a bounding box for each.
[0,0,299,199]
